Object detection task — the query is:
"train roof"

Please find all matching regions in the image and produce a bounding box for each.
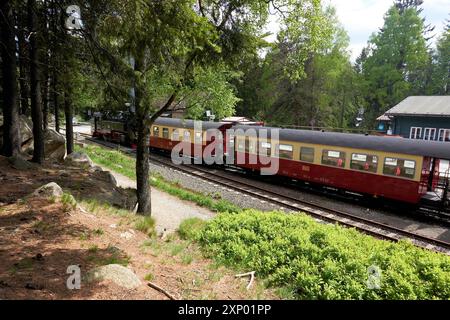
[154,117,228,130]
[232,125,450,160]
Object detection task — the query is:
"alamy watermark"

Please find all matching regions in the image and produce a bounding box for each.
[367,265,382,289]
[170,121,280,175]
[66,265,81,290]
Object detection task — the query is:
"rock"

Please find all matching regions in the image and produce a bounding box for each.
[87,264,141,289]
[94,170,117,187]
[44,129,66,161]
[32,182,63,198]
[120,231,134,240]
[65,152,94,168]
[19,115,34,153]
[8,155,36,170]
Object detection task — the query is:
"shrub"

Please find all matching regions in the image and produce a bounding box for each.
[61,193,77,212]
[178,218,207,240]
[134,216,156,238]
[198,210,450,300]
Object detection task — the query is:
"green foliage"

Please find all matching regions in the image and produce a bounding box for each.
[178,218,207,240]
[134,216,156,238]
[236,4,360,129]
[197,210,450,300]
[184,65,240,120]
[61,193,77,212]
[359,5,431,127]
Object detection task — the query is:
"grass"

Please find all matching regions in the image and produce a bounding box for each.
[61,193,77,212]
[87,244,130,267]
[134,216,156,237]
[10,257,34,274]
[78,144,241,214]
[144,272,154,281]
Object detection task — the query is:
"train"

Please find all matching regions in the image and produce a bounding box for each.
[92,115,450,208]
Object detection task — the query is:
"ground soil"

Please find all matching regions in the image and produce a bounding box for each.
[0,156,276,300]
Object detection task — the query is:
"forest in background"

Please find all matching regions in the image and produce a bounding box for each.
[235,0,450,129]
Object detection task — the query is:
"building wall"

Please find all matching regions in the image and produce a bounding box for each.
[393,116,450,140]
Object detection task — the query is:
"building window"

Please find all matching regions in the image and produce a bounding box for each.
[350,153,378,173]
[322,150,346,168]
[259,141,271,157]
[423,128,436,141]
[153,126,159,137]
[162,128,169,139]
[300,147,315,163]
[438,129,450,142]
[275,144,293,160]
[172,129,179,141]
[409,127,422,139]
[383,157,415,179]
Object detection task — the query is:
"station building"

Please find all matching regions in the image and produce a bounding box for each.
[380,96,450,142]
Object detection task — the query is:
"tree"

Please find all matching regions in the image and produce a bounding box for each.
[359,4,431,127]
[0,0,21,157]
[86,0,333,215]
[235,5,360,129]
[431,19,450,94]
[28,0,44,163]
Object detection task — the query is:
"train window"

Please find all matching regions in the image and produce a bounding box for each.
[162,128,169,139]
[322,150,346,168]
[350,153,378,173]
[172,129,180,141]
[183,130,191,142]
[383,157,416,179]
[194,132,202,144]
[300,147,315,163]
[236,138,245,152]
[276,144,293,160]
[245,138,257,154]
[153,126,159,137]
[259,141,271,157]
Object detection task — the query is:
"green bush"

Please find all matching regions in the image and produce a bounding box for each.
[134,216,156,237]
[61,193,77,212]
[178,218,207,240]
[198,210,450,300]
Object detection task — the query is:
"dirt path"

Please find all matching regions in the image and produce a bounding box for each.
[97,164,215,234]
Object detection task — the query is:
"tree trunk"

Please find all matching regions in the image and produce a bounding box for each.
[42,59,50,130]
[53,72,60,132]
[28,0,44,164]
[136,113,151,215]
[17,10,31,116]
[64,84,74,155]
[134,57,151,215]
[0,0,21,157]
[41,0,49,130]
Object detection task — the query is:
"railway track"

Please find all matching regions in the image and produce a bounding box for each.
[77,133,450,255]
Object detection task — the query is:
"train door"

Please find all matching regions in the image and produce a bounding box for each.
[427,157,440,191]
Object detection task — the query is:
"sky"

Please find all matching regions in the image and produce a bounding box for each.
[266,0,449,62]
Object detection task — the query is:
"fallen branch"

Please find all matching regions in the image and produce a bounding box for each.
[235,271,255,290]
[147,282,178,300]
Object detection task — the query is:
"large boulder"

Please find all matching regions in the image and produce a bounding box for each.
[64,152,94,168]
[8,154,37,170]
[0,115,33,152]
[32,182,64,198]
[19,115,34,152]
[87,264,141,289]
[44,129,66,161]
